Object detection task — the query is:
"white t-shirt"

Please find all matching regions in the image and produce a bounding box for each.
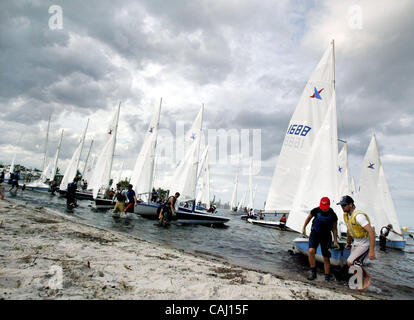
[348,212,370,247]
[380,227,390,237]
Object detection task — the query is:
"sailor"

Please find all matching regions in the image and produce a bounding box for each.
[379,224,403,251]
[302,197,340,281]
[338,195,376,290]
[151,188,158,202]
[0,171,4,200]
[8,172,14,185]
[50,180,58,195]
[279,213,287,230]
[113,183,127,214]
[158,192,180,226]
[123,184,137,214]
[8,170,20,192]
[67,176,79,208]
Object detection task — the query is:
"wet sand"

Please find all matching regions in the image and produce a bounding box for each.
[0,198,380,300]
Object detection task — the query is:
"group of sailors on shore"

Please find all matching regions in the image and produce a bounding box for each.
[302,194,403,290]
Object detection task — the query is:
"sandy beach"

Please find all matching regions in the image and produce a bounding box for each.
[0,198,380,300]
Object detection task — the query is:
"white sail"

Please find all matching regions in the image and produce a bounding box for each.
[130,99,162,202]
[230,173,238,209]
[76,119,89,173]
[39,160,53,182]
[168,105,203,201]
[184,105,203,155]
[110,160,124,189]
[83,155,95,182]
[350,176,357,197]
[195,145,209,205]
[338,143,350,197]
[237,190,247,211]
[82,138,94,178]
[252,184,258,209]
[42,115,51,172]
[196,152,210,207]
[50,129,64,181]
[265,43,335,212]
[357,135,403,241]
[247,159,254,210]
[8,153,16,177]
[59,139,84,191]
[287,91,341,234]
[89,104,121,199]
[197,146,209,181]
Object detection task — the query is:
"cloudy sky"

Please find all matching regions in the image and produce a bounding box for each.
[1,0,413,226]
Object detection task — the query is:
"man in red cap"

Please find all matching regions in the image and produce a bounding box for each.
[302,196,340,281]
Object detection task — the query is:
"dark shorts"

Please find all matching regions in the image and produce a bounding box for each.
[163,207,172,221]
[379,235,387,249]
[309,231,332,258]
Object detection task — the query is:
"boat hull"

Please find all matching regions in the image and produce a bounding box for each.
[174,210,230,225]
[376,239,406,250]
[94,198,115,210]
[25,186,50,192]
[247,218,293,231]
[59,189,94,200]
[136,202,162,218]
[293,237,351,267]
[137,203,229,225]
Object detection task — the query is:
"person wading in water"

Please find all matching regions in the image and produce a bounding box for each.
[158,192,180,227]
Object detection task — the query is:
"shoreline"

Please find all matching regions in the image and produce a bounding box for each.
[0,198,380,300]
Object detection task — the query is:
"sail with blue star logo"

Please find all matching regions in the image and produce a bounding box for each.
[265,42,335,213]
[357,135,404,246]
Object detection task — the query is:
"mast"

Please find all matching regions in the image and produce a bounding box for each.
[331,39,335,91]
[148,98,162,201]
[76,118,89,174]
[81,138,94,178]
[42,115,51,172]
[193,103,204,201]
[108,102,121,185]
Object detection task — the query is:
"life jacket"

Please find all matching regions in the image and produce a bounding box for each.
[343,210,370,239]
[115,191,126,202]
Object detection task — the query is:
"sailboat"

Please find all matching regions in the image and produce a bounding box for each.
[337,143,351,236]
[138,105,229,225]
[90,104,120,200]
[58,119,91,199]
[357,135,405,250]
[195,146,210,211]
[230,172,238,211]
[164,105,228,224]
[27,128,64,192]
[236,190,247,213]
[265,41,337,217]
[278,40,351,267]
[233,160,255,216]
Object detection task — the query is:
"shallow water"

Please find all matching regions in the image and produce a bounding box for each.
[10,189,414,299]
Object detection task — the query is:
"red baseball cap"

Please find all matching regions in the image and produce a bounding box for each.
[319,197,330,210]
